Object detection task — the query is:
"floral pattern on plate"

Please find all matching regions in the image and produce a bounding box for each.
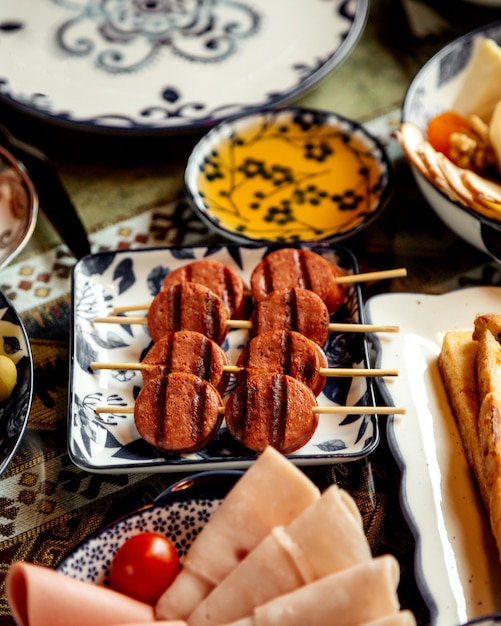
[57,470,241,584]
[69,242,379,473]
[0,0,368,133]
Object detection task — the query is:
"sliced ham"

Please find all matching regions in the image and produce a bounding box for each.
[5,561,155,626]
[155,446,320,621]
[187,484,372,626]
[223,554,401,626]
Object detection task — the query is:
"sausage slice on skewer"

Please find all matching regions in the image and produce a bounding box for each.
[147,282,229,344]
[161,259,248,319]
[250,248,346,315]
[250,288,330,347]
[236,329,328,396]
[134,372,223,453]
[141,330,231,393]
[225,372,319,454]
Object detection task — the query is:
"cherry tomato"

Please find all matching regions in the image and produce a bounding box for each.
[426,111,470,161]
[109,531,181,604]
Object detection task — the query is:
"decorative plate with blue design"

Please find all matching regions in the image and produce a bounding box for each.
[0,290,34,476]
[0,0,368,135]
[68,242,379,473]
[57,470,242,583]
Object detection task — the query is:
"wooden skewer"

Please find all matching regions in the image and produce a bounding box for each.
[90,361,398,378]
[92,316,400,334]
[95,405,406,416]
[110,268,408,314]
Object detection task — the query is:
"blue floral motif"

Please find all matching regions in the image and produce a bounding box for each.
[55,0,261,73]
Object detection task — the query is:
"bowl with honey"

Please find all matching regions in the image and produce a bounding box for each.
[184,106,392,245]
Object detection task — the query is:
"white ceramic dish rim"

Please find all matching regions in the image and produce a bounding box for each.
[366,286,501,626]
[184,106,394,245]
[0,0,368,136]
[68,242,380,474]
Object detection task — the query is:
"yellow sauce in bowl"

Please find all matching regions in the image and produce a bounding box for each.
[186,108,390,243]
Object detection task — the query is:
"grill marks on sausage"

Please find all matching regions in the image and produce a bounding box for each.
[251,247,345,314]
[161,259,246,319]
[236,329,326,395]
[250,288,330,347]
[225,373,318,454]
[135,373,223,453]
[141,331,230,393]
[147,283,229,344]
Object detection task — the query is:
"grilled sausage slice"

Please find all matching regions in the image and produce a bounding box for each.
[147,282,229,344]
[141,330,231,393]
[250,248,345,314]
[162,259,247,319]
[236,329,327,396]
[134,373,223,453]
[225,372,318,454]
[250,288,330,347]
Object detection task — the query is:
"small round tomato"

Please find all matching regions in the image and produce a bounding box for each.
[426,110,470,160]
[109,531,181,604]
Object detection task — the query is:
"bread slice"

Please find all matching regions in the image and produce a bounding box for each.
[438,330,484,499]
[439,318,501,561]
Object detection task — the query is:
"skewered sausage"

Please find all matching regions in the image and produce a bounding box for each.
[250,288,330,347]
[236,329,328,396]
[250,248,346,314]
[147,282,229,344]
[225,372,318,454]
[141,330,231,393]
[161,259,248,319]
[134,373,223,453]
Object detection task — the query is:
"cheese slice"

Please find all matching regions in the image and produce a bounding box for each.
[155,446,320,621]
[452,37,501,124]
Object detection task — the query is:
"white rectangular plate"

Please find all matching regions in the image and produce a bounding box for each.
[69,243,379,473]
[367,286,501,626]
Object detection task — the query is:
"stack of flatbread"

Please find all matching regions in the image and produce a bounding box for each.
[439,313,501,560]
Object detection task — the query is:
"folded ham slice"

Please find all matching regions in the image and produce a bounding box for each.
[187,484,372,626]
[6,562,155,626]
[155,446,320,620]
[223,554,402,626]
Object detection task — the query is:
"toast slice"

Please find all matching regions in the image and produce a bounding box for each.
[439,317,501,561]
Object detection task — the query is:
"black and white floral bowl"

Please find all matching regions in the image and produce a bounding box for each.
[57,471,242,585]
[184,106,392,245]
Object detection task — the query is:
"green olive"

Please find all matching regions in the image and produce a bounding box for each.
[0,355,17,402]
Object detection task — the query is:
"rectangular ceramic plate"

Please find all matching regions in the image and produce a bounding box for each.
[366,287,501,626]
[68,242,378,473]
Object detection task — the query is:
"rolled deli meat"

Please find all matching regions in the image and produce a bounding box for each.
[223,554,402,626]
[187,484,372,626]
[155,446,320,620]
[5,561,155,626]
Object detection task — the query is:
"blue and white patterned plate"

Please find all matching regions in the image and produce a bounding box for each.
[57,470,242,584]
[68,242,379,473]
[0,0,368,135]
[0,290,34,476]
